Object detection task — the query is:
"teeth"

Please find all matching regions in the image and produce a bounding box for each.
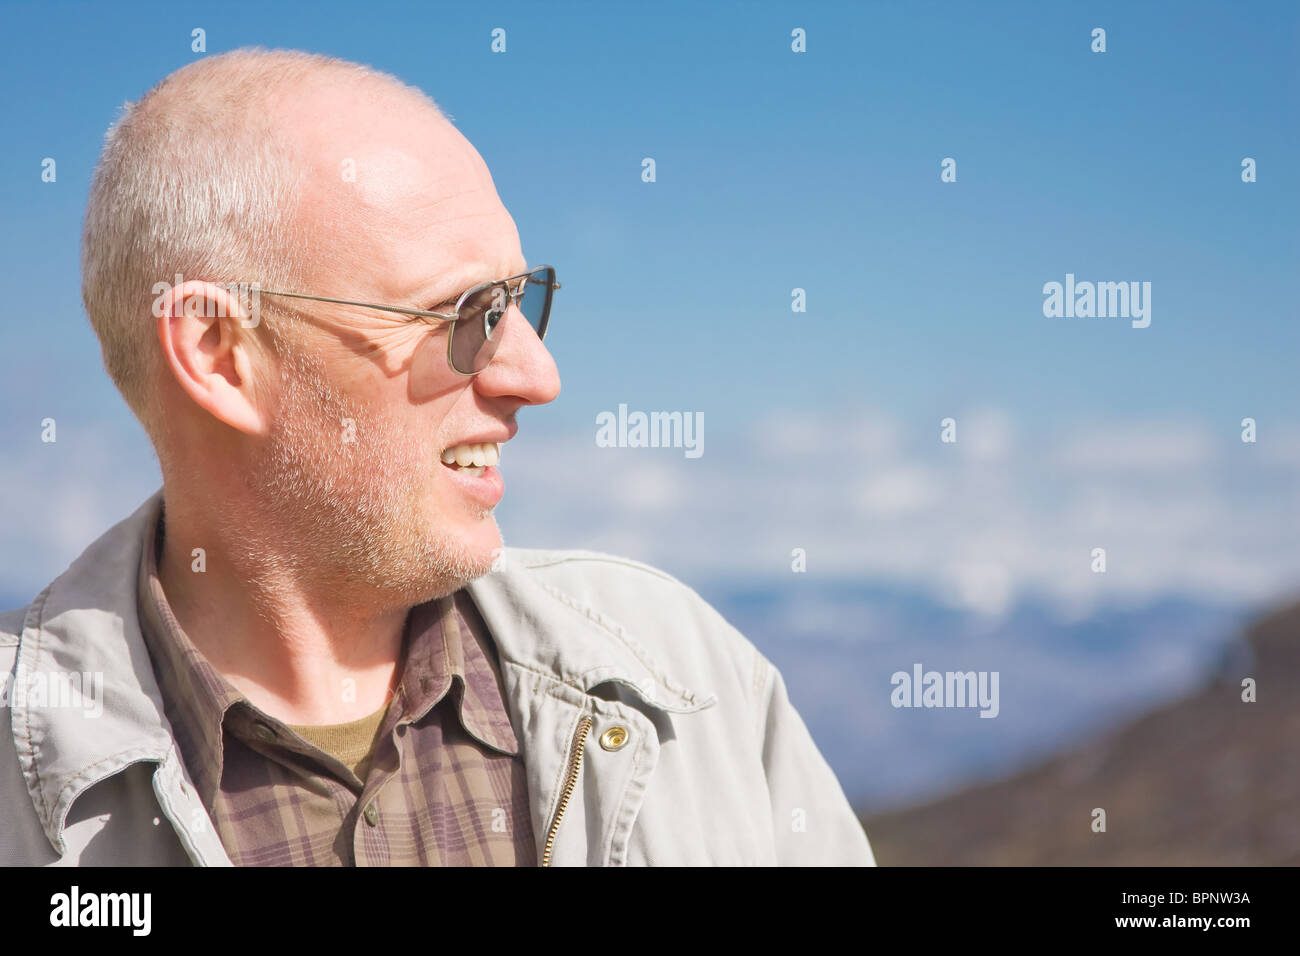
[441,442,500,471]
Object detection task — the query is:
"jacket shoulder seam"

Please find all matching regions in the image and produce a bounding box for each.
[16,584,55,832]
[513,550,686,587]
[532,578,667,671]
[526,575,710,706]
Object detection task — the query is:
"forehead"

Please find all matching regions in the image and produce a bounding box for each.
[282,78,525,304]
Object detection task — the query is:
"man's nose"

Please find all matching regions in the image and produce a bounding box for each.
[472,303,561,405]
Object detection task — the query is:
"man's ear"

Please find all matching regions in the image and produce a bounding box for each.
[155,279,272,436]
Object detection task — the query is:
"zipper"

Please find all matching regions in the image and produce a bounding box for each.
[540,713,593,867]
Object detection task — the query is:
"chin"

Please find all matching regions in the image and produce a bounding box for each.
[430,507,505,574]
[460,518,504,568]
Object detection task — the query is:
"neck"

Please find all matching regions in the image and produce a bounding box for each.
[155,483,412,726]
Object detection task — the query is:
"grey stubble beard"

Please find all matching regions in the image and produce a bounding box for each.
[235,347,501,614]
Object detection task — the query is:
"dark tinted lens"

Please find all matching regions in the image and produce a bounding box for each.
[449,284,503,374]
[515,267,554,340]
[447,269,554,374]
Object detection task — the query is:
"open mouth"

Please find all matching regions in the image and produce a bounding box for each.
[440,442,500,478]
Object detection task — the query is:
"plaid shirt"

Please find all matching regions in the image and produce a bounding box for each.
[136,508,535,866]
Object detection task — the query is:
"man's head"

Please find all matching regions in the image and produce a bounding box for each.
[81,48,561,606]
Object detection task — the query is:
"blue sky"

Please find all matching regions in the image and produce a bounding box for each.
[1,0,1297,612]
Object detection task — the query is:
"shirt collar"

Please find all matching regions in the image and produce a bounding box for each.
[393,591,520,755]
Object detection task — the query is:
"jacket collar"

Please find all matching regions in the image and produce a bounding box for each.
[12,491,176,855]
[12,488,713,856]
[466,553,716,716]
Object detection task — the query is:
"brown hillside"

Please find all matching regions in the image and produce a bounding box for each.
[861,599,1300,865]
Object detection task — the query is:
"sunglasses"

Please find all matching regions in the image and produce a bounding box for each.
[253,265,560,375]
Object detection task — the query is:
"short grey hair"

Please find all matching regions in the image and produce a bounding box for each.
[80,47,446,449]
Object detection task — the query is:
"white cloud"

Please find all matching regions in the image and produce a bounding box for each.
[4,408,1297,619]
[940,561,1015,617]
[499,408,1300,615]
[856,466,942,515]
[958,407,1016,463]
[1052,421,1218,472]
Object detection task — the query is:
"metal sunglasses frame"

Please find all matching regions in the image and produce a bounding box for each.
[252,264,561,376]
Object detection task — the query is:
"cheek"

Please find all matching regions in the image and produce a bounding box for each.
[331,356,464,483]
[408,331,466,402]
[332,406,431,490]
[381,427,435,477]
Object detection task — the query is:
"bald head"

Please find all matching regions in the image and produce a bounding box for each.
[278,75,516,312]
[80,47,454,447]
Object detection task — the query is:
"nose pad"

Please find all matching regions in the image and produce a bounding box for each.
[469,302,552,385]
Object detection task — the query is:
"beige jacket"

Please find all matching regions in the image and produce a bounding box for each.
[1,490,874,866]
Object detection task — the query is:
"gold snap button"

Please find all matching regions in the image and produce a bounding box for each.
[599,726,629,751]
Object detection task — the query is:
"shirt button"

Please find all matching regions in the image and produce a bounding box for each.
[363,803,379,827]
[599,726,629,751]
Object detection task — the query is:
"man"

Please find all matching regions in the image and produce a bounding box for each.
[0,48,874,866]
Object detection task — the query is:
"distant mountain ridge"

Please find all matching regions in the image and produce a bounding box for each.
[858,597,1300,865]
[708,580,1251,812]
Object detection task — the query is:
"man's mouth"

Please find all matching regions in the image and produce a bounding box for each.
[439,442,501,478]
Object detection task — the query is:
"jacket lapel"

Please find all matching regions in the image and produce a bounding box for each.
[11,490,228,863]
